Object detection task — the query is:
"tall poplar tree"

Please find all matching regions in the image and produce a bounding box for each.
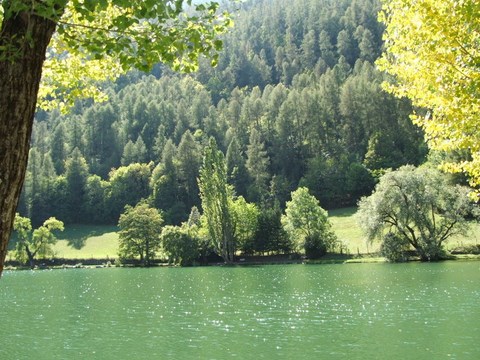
[198,138,235,263]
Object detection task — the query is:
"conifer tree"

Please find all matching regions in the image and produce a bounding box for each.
[246,128,271,203]
[64,148,89,223]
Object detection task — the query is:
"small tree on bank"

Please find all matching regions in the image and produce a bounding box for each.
[282,187,337,258]
[357,165,476,261]
[254,206,292,255]
[161,225,199,266]
[118,202,163,266]
[13,214,64,268]
[231,196,260,255]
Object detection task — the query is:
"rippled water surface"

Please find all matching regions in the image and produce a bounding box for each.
[1,262,479,359]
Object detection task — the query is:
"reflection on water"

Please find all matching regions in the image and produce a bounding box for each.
[1,262,479,359]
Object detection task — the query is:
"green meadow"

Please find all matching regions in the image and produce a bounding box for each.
[328,207,378,255]
[52,225,119,260]
[329,207,480,254]
[42,208,479,260]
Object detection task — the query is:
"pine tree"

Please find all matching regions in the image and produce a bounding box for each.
[64,148,90,223]
[246,128,271,203]
[50,123,67,175]
[151,140,180,224]
[121,140,137,166]
[226,137,249,197]
[176,130,201,209]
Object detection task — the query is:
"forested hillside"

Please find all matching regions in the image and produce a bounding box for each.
[19,0,427,227]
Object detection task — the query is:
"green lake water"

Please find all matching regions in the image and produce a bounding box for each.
[1,262,479,359]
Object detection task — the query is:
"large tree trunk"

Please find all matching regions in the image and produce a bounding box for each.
[25,245,35,269]
[145,240,150,267]
[0,3,60,277]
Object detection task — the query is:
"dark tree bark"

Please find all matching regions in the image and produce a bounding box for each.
[24,245,36,269]
[0,2,61,276]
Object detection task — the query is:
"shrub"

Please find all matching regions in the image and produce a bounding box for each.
[304,234,327,259]
[380,232,409,262]
[161,225,199,266]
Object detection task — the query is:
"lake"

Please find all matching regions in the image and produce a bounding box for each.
[1,262,479,359]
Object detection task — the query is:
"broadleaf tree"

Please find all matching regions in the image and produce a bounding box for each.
[118,202,163,266]
[377,0,480,190]
[357,165,476,261]
[0,0,231,275]
[198,137,235,263]
[13,214,64,268]
[282,187,337,258]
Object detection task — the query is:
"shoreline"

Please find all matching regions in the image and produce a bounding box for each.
[4,253,480,271]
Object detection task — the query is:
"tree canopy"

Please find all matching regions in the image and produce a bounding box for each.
[377,0,480,190]
[118,202,163,266]
[13,214,64,268]
[357,165,476,261]
[282,187,337,258]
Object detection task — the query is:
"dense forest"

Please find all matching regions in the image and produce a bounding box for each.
[19,0,428,228]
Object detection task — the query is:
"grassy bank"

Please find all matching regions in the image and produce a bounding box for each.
[328,207,480,254]
[11,207,476,263]
[52,225,119,260]
[328,207,379,255]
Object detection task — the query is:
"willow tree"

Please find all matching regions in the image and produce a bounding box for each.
[357,166,475,261]
[377,0,480,190]
[0,0,231,276]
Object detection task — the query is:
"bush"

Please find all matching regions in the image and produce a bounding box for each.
[161,225,199,266]
[380,232,409,262]
[304,234,327,259]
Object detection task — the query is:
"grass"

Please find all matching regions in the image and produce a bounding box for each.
[328,206,480,255]
[447,222,480,250]
[39,208,480,261]
[328,207,380,255]
[52,225,119,259]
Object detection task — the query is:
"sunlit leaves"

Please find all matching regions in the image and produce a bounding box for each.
[0,0,232,111]
[55,0,232,72]
[377,0,480,188]
[118,202,163,266]
[39,44,121,111]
